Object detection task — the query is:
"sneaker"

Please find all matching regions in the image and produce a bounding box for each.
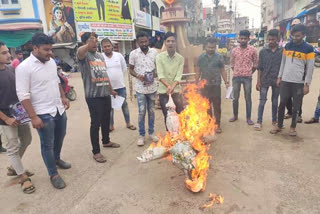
[149,134,159,142]
[137,136,145,146]
[247,119,254,126]
[254,123,262,131]
[50,175,66,189]
[56,159,72,169]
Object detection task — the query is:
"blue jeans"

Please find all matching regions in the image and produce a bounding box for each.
[257,85,280,123]
[37,112,67,177]
[314,94,320,120]
[110,87,130,126]
[232,77,252,119]
[136,92,156,136]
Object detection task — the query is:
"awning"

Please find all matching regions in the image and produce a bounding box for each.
[53,43,77,49]
[0,22,42,31]
[213,33,237,38]
[0,29,42,48]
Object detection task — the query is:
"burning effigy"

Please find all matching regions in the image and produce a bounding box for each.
[137,82,216,193]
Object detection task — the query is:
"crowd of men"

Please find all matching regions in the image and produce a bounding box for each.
[0,23,317,194]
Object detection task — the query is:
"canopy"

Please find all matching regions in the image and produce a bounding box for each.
[0,29,41,48]
[213,33,237,39]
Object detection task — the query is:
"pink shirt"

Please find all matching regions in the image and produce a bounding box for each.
[11,58,20,69]
[230,45,258,77]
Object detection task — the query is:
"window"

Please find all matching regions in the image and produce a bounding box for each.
[11,0,18,4]
[1,0,9,4]
[151,2,159,17]
[1,0,19,5]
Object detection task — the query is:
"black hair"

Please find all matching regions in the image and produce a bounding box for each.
[268,29,279,37]
[81,32,98,43]
[239,30,250,38]
[0,41,5,48]
[291,24,307,35]
[101,38,112,46]
[15,49,23,54]
[31,33,54,47]
[205,37,217,45]
[164,31,177,40]
[136,31,149,40]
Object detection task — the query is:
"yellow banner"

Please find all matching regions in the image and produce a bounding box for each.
[73,0,132,24]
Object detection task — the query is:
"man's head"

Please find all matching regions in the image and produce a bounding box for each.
[15,49,23,60]
[267,29,279,48]
[239,30,250,47]
[101,38,113,55]
[205,37,217,55]
[51,0,64,9]
[81,32,98,52]
[32,33,54,62]
[136,31,149,52]
[17,103,23,111]
[0,41,11,66]
[291,24,307,44]
[164,31,177,53]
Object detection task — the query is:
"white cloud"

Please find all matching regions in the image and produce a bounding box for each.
[202,0,261,29]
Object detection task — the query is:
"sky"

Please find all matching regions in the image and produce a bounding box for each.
[202,0,261,29]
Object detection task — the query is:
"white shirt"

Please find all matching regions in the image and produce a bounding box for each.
[16,53,65,117]
[103,52,127,90]
[129,48,158,94]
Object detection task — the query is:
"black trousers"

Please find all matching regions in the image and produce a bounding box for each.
[278,82,304,129]
[86,96,111,155]
[96,0,105,21]
[202,85,221,125]
[159,93,184,126]
[286,97,303,117]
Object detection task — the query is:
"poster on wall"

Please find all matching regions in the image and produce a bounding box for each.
[77,22,133,41]
[73,0,132,24]
[43,0,77,43]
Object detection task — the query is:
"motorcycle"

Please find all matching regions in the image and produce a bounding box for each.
[58,69,77,101]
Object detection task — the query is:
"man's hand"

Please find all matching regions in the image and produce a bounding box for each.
[256,82,261,91]
[4,118,19,126]
[276,78,281,87]
[111,90,118,98]
[166,85,173,95]
[137,74,145,82]
[62,97,70,110]
[31,116,44,129]
[303,84,310,95]
[225,82,230,88]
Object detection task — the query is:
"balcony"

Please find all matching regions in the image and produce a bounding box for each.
[0,0,21,12]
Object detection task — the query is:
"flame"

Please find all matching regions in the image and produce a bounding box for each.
[153,81,216,192]
[200,193,224,209]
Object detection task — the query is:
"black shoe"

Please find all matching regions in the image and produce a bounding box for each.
[56,159,71,169]
[0,146,7,153]
[50,175,66,189]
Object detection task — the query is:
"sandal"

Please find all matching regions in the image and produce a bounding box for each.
[215,126,222,134]
[103,142,120,148]
[109,126,115,132]
[7,167,34,177]
[254,123,262,131]
[93,153,107,163]
[289,129,297,137]
[270,127,281,134]
[229,117,238,122]
[305,118,318,124]
[20,178,35,194]
[284,114,292,119]
[126,124,137,130]
[247,119,254,126]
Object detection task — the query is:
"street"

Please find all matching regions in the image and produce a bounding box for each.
[1,69,320,214]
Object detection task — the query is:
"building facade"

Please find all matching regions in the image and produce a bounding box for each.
[235,16,249,33]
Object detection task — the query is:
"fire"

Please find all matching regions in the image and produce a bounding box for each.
[150,82,216,192]
[200,193,224,210]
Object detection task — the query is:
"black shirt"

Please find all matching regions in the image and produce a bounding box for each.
[258,46,283,87]
[0,65,19,125]
[197,53,224,86]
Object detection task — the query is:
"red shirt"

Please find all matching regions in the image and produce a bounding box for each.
[230,45,258,77]
[11,58,20,69]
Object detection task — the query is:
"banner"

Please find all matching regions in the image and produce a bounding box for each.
[73,0,132,24]
[135,10,151,28]
[43,0,77,43]
[77,22,133,41]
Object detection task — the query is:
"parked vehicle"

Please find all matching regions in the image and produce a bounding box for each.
[58,69,77,101]
[314,47,320,68]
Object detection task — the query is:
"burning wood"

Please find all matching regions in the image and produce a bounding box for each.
[137,82,216,193]
[200,193,224,210]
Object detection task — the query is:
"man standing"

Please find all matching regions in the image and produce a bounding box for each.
[305,92,320,124]
[129,31,159,146]
[195,37,229,133]
[77,32,118,163]
[11,50,23,69]
[101,38,136,132]
[156,32,184,126]
[16,33,71,189]
[0,41,34,194]
[254,29,282,131]
[271,24,315,136]
[229,30,258,125]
